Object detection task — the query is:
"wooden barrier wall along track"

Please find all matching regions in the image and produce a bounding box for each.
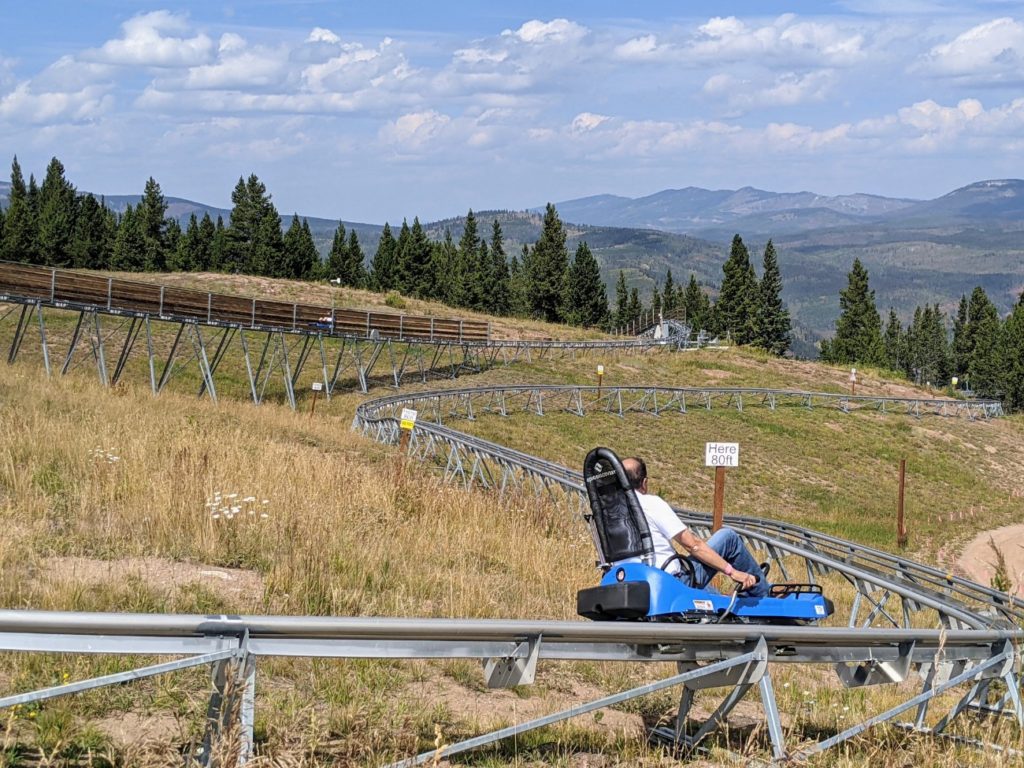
[0,261,489,342]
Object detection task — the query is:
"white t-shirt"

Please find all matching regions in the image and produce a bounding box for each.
[615,491,688,573]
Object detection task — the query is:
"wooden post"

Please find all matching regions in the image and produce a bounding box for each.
[712,466,726,532]
[309,382,323,420]
[897,458,908,549]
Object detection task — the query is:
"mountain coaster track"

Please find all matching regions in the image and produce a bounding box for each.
[0,261,1019,764]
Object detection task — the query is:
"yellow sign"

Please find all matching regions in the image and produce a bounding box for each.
[400,407,418,431]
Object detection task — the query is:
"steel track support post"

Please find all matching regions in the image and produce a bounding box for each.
[796,646,1011,758]
[278,333,296,411]
[198,642,256,767]
[290,334,313,390]
[239,330,259,405]
[758,673,787,760]
[144,317,158,393]
[189,325,218,403]
[37,303,51,377]
[388,650,763,768]
[199,328,236,398]
[317,335,330,400]
[6,303,31,365]
[157,323,185,394]
[61,310,87,376]
[91,312,109,386]
[111,317,142,385]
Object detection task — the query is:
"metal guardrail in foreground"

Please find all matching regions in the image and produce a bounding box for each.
[1,272,710,409]
[348,382,1024,759]
[0,612,1020,766]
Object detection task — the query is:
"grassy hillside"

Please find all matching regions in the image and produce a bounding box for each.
[1,282,1022,765]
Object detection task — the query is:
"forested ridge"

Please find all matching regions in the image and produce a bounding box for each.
[2,155,1021,408]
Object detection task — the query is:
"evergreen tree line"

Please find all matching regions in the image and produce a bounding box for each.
[821,258,1024,408]
[612,235,792,356]
[1,156,791,356]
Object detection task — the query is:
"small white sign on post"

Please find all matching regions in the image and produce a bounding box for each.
[705,442,740,468]
[597,365,604,375]
[399,407,418,431]
[311,382,323,392]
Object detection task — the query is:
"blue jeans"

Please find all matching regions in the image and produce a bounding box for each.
[686,528,769,598]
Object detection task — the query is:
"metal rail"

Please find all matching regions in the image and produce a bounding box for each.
[347,382,1024,760]
[0,611,1020,764]
[1,268,708,407]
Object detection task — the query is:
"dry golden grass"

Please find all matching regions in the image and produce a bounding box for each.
[1,296,1023,765]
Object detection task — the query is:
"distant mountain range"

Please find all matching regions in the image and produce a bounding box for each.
[2,178,1022,357]
[542,179,1024,238]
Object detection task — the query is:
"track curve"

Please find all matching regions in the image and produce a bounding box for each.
[354,383,1023,631]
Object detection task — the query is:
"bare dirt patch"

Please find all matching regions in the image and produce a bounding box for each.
[95,710,182,748]
[957,525,1024,596]
[37,556,264,602]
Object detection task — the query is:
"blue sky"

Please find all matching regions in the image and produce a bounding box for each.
[2,1,1023,223]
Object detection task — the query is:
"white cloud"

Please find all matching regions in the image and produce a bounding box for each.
[0,82,113,124]
[703,70,835,111]
[613,35,663,61]
[83,11,213,67]
[379,109,452,150]
[571,112,609,132]
[302,39,412,94]
[689,14,867,66]
[921,17,1024,79]
[453,47,509,65]
[307,28,341,45]
[505,19,588,45]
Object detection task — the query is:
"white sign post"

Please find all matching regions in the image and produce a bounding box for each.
[705,442,740,531]
[398,408,418,453]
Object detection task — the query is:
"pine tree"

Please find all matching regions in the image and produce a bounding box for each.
[718,235,759,344]
[474,240,490,310]
[883,308,904,373]
[37,157,78,266]
[431,230,457,305]
[371,222,398,291]
[70,195,115,269]
[528,203,569,322]
[965,286,1003,397]
[564,241,608,327]
[951,294,970,378]
[169,213,201,271]
[822,258,884,365]
[110,205,146,271]
[683,274,704,331]
[614,270,629,330]
[754,240,791,356]
[626,287,642,328]
[662,270,676,313]
[454,211,482,308]
[402,217,433,298]
[195,213,215,271]
[280,215,319,279]
[651,283,662,319]
[2,156,38,264]
[346,229,366,288]
[210,216,227,271]
[326,223,348,281]
[224,174,282,276]
[487,219,511,316]
[508,245,532,316]
[1002,292,1024,410]
[138,177,168,271]
[297,219,319,279]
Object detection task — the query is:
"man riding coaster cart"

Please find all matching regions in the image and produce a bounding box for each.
[576,447,834,624]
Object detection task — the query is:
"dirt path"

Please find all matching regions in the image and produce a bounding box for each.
[958,524,1024,596]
